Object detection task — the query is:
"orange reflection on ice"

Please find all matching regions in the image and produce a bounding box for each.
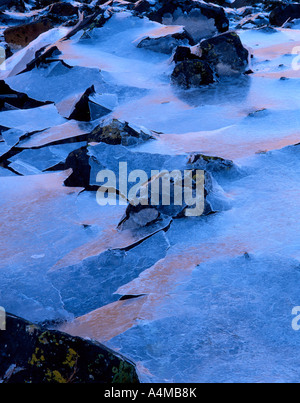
[0,170,82,266]
[60,238,248,342]
[158,131,300,160]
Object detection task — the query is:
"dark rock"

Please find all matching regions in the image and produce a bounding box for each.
[46,2,79,25]
[88,118,154,146]
[227,0,258,8]
[0,313,139,383]
[269,4,300,26]
[171,59,215,88]
[118,204,162,230]
[3,43,13,59]
[63,146,92,189]
[133,0,152,13]
[48,2,78,17]
[147,0,229,43]
[77,10,111,38]
[172,45,201,63]
[199,32,249,76]
[0,0,26,12]
[4,19,54,48]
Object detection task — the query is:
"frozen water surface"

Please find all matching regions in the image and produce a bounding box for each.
[1,6,300,383]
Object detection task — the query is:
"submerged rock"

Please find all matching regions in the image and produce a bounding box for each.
[118,169,211,231]
[171,59,215,88]
[88,143,233,229]
[117,153,235,231]
[0,313,139,383]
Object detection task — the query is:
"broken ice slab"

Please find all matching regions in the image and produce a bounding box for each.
[89,142,188,186]
[58,230,257,344]
[49,188,172,272]
[0,103,66,132]
[89,93,118,120]
[7,161,42,176]
[88,143,233,218]
[107,254,300,382]
[0,166,16,176]
[5,61,109,104]
[18,120,98,149]
[58,236,251,343]
[0,27,70,79]
[1,128,27,146]
[8,141,86,175]
[56,85,118,121]
[47,231,170,317]
[0,170,97,323]
[0,140,15,158]
[59,295,153,343]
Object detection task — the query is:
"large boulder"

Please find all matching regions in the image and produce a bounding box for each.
[0,313,139,383]
[269,4,300,26]
[171,59,215,88]
[199,32,249,76]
